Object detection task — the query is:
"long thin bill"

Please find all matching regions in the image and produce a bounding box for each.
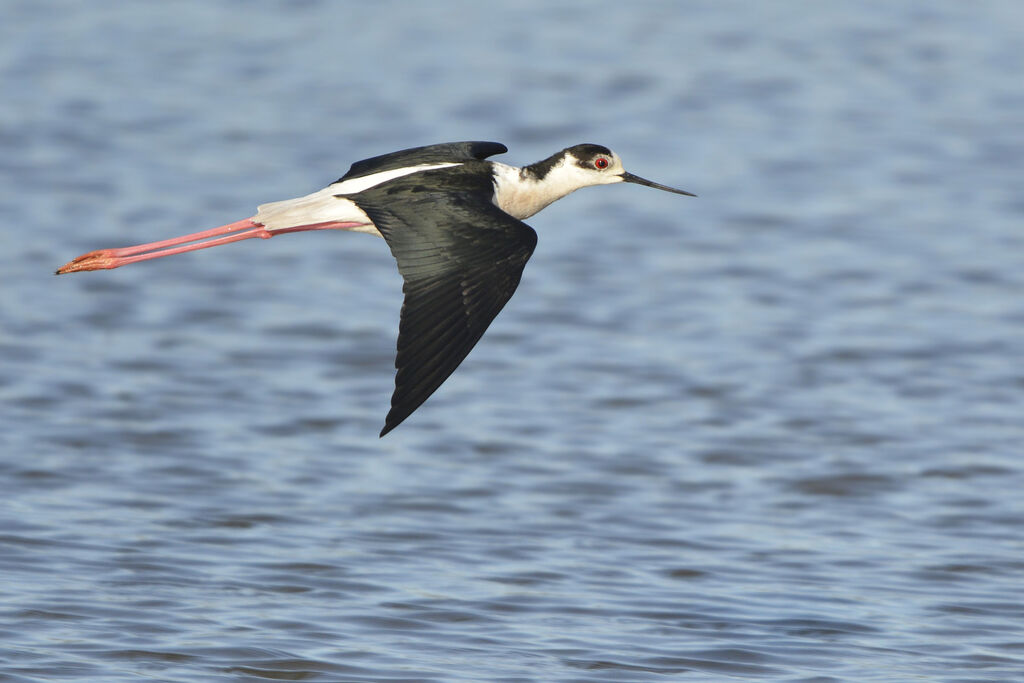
[55,218,368,274]
[620,172,696,197]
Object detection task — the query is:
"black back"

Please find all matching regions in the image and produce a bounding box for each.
[336,141,508,183]
[349,165,537,436]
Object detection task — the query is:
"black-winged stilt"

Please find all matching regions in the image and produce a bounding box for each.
[57,141,695,435]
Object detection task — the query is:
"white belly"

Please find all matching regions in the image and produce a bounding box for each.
[255,187,379,236]
[253,162,461,237]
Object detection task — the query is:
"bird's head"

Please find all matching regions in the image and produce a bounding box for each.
[542,144,696,197]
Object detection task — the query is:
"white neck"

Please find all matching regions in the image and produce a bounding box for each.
[491,161,587,220]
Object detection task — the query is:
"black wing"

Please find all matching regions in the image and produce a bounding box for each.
[336,141,508,183]
[353,185,537,436]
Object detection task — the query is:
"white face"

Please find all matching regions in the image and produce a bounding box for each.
[566,148,695,197]
[564,149,627,188]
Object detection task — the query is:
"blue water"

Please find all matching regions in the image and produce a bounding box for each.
[3,1,1024,680]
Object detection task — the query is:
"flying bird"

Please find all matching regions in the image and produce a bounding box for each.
[57,141,694,435]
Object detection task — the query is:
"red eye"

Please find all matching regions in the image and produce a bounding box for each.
[594,157,609,169]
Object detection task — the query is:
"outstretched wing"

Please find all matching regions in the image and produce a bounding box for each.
[353,187,537,436]
[337,141,508,183]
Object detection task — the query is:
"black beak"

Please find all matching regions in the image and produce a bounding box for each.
[620,172,696,197]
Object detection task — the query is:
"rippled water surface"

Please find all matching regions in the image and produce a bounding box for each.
[3,1,1024,680]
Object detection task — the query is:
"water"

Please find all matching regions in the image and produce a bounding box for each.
[3,1,1024,680]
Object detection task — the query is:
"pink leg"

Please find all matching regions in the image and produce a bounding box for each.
[56,218,369,274]
[93,217,261,258]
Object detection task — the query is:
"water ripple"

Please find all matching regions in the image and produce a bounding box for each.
[4,1,1024,681]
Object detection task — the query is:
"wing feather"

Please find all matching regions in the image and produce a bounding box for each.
[352,185,537,436]
[337,141,508,183]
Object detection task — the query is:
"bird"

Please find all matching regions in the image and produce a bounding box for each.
[57,141,695,436]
